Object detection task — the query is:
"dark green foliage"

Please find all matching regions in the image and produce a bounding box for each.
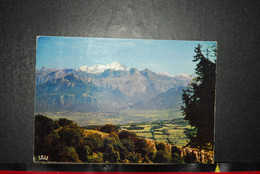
[87,152,103,163]
[126,125,144,130]
[117,144,128,160]
[156,142,166,151]
[59,127,83,147]
[153,150,172,163]
[103,138,114,153]
[171,145,181,155]
[102,137,116,162]
[106,151,120,163]
[118,130,137,140]
[102,136,125,163]
[134,138,154,162]
[85,133,103,152]
[54,121,61,129]
[34,114,56,156]
[181,44,216,150]
[129,152,140,163]
[171,146,184,164]
[35,114,55,138]
[42,131,62,161]
[154,142,172,163]
[58,118,75,127]
[184,128,198,140]
[60,146,81,162]
[151,124,163,130]
[172,152,185,164]
[83,125,101,130]
[34,115,84,161]
[76,146,91,162]
[183,151,197,163]
[99,124,120,134]
[134,138,148,155]
[121,138,134,152]
[147,151,155,162]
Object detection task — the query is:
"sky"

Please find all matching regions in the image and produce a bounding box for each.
[36,36,216,75]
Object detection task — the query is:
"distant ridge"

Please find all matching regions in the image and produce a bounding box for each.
[36,63,192,113]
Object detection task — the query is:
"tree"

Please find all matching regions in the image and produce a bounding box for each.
[134,138,154,162]
[76,145,91,162]
[35,114,55,138]
[171,146,184,164]
[34,114,56,156]
[59,127,83,147]
[153,150,172,163]
[121,138,134,152]
[181,44,216,150]
[129,152,140,163]
[64,146,81,162]
[156,142,166,151]
[99,124,120,134]
[85,133,103,152]
[58,118,76,127]
[118,130,137,140]
[134,138,148,156]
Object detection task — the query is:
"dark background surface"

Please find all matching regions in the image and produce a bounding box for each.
[0,0,259,166]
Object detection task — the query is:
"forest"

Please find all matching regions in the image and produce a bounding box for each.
[35,115,214,163]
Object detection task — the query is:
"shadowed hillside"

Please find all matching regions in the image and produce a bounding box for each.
[34,115,212,164]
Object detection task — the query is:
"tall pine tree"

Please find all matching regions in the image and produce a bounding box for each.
[181,44,216,150]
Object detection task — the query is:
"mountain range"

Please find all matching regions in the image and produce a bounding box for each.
[35,62,192,113]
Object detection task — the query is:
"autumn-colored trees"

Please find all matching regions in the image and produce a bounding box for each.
[34,115,185,163]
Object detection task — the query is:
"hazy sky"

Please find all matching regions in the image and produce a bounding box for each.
[36,36,216,75]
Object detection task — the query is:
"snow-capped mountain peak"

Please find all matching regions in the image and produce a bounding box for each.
[158,72,191,79]
[79,62,127,73]
[158,72,175,77]
[107,61,127,70]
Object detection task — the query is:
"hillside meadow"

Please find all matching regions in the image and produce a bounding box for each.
[34,114,213,164]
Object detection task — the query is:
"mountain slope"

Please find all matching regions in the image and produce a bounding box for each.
[35,73,128,112]
[132,87,185,110]
[36,63,191,113]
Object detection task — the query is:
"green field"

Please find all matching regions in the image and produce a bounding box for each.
[120,118,192,147]
[40,109,191,147]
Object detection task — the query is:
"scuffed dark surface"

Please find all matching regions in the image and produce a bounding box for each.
[0,0,259,164]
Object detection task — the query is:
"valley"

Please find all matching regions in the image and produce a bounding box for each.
[36,63,193,148]
[41,109,183,126]
[120,118,192,147]
[40,109,191,147]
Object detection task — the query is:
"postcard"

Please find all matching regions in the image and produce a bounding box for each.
[34,36,216,163]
